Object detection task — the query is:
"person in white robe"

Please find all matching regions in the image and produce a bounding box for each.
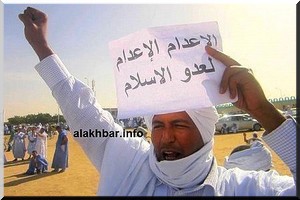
[12,127,26,161]
[35,127,48,159]
[26,127,37,159]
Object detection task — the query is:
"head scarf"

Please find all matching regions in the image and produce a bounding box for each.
[223,141,273,171]
[145,107,219,189]
[144,107,219,145]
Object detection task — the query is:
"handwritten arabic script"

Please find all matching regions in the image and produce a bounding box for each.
[109,21,236,118]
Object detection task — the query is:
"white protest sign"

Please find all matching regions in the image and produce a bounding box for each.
[109,21,236,119]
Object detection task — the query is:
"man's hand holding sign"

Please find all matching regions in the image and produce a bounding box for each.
[205,45,285,133]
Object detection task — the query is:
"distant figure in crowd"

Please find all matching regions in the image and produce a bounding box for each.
[25,150,48,175]
[47,125,54,139]
[4,153,8,164]
[243,132,261,145]
[6,125,15,152]
[35,127,48,158]
[231,123,238,133]
[136,126,148,139]
[26,127,37,160]
[3,140,8,164]
[4,124,9,135]
[51,126,69,173]
[37,123,42,129]
[285,105,293,116]
[224,140,273,171]
[220,123,229,134]
[12,127,27,161]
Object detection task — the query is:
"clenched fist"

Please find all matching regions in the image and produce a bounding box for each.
[19,7,53,61]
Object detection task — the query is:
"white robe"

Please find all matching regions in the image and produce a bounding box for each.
[27,132,37,155]
[35,131,48,158]
[35,54,296,196]
[12,132,26,159]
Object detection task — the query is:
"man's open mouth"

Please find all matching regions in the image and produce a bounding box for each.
[162,151,181,161]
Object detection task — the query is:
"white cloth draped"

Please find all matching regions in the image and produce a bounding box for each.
[35,131,48,158]
[223,141,272,171]
[144,107,219,189]
[149,139,214,189]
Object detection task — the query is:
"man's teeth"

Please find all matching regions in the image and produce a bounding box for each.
[164,152,178,160]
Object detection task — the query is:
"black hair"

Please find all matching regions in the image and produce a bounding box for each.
[230,144,251,156]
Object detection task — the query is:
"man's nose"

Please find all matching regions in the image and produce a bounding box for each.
[161,127,175,143]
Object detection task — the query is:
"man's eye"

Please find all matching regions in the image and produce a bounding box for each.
[152,125,163,129]
[175,124,188,128]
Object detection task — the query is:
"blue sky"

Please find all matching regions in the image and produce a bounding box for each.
[2,3,296,121]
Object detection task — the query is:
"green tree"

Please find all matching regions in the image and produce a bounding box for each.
[7,113,66,125]
[35,113,52,124]
[7,116,26,125]
[52,114,66,123]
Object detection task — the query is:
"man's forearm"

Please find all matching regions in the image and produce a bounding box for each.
[249,102,286,135]
[31,43,54,61]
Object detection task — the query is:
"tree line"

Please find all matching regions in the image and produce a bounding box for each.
[6,113,66,125]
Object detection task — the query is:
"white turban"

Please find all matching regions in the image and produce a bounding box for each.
[145,107,219,188]
[223,141,273,171]
[144,106,219,144]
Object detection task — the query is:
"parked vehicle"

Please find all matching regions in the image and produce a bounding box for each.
[215,114,262,133]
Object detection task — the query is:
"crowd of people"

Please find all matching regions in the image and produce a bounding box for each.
[4,123,69,175]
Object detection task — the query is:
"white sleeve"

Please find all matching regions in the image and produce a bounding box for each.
[262,118,296,180]
[34,54,124,171]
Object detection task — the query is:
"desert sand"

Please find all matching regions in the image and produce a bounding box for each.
[3,130,291,196]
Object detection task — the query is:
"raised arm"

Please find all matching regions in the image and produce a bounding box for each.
[205,45,286,134]
[18,8,150,177]
[242,132,249,144]
[205,45,296,179]
[18,7,122,170]
[18,7,54,61]
[36,132,44,138]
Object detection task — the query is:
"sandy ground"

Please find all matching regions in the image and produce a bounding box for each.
[3,130,291,196]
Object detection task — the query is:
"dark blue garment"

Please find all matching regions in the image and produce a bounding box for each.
[26,155,48,175]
